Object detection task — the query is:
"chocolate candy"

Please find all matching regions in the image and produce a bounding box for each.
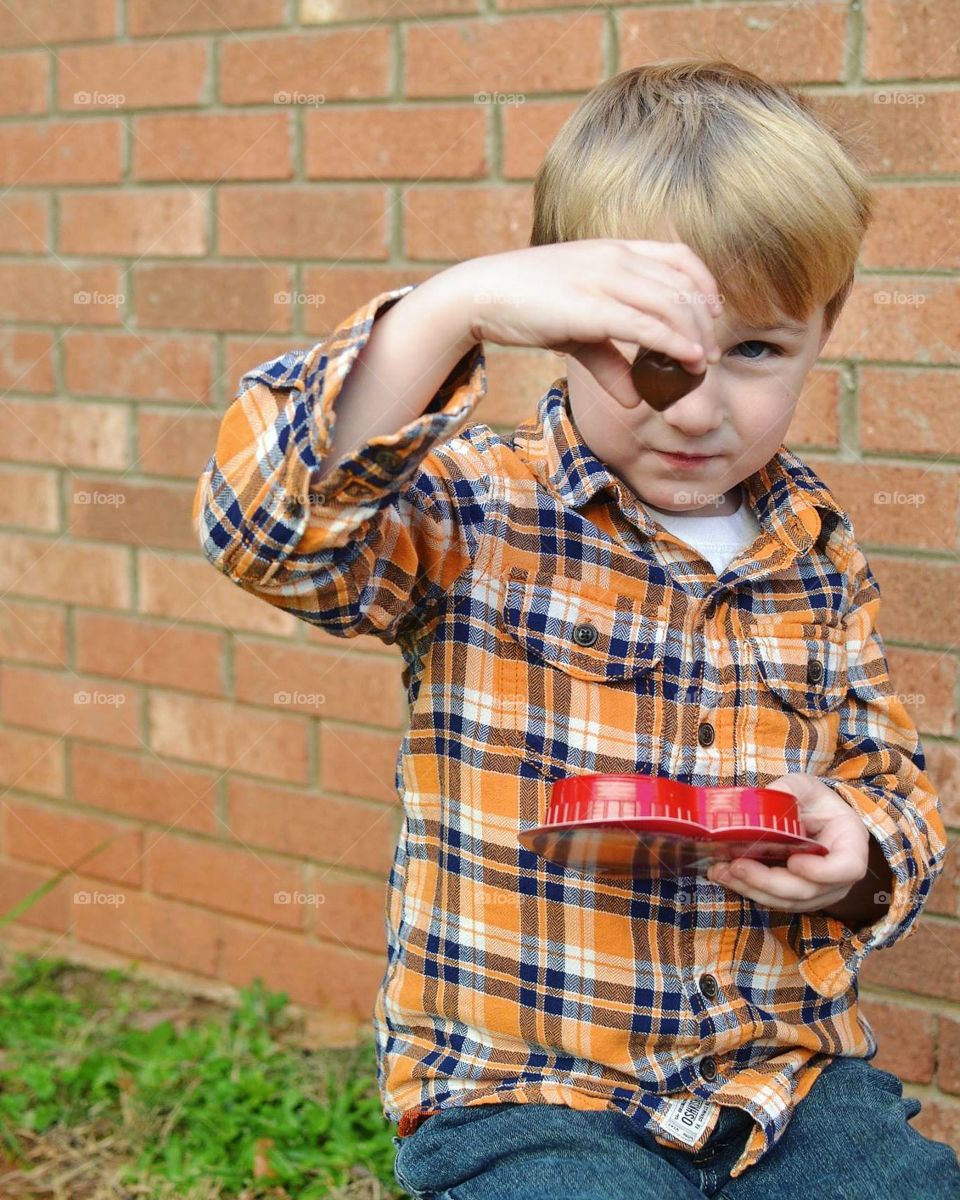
[630,348,706,411]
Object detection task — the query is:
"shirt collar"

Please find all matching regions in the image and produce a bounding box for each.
[513,376,850,556]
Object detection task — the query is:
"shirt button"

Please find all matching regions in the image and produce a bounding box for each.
[283,498,304,517]
[700,1056,718,1082]
[699,974,719,1000]
[374,448,401,470]
[807,658,824,685]
[697,722,715,748]
[572,622,598,647]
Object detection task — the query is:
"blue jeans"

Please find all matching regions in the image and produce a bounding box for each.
[391,1056,960,1199]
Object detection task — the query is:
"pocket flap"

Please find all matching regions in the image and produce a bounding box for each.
[502,575,668,683]
[748,620,849,715]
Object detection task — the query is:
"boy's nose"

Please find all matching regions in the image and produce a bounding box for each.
[659,378,724,437]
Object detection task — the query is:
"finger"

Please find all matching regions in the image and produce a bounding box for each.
[710,858,822,903]
[568,339,659,409]
[603,277,708,371]
[616,258,721,361]
[623,240,723,320]
[784,844,869,887]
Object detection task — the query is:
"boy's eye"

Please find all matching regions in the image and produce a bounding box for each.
[731,340,784,360]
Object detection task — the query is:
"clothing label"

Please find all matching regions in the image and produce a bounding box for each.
[654,1095,717,1146]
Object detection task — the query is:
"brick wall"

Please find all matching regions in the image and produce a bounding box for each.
[0,0,958,1144]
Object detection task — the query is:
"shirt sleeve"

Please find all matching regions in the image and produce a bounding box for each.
[191,283,489,643]
[797,540,949,998]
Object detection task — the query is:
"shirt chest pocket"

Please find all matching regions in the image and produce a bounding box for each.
[745,619,849,775]
[494,574,669,780]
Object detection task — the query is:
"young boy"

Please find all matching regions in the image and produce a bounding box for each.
[193,59,957,1198]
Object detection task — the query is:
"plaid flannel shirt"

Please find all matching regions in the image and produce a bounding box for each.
[193,283,947,1180]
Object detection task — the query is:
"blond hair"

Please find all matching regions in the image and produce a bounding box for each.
[530,59,873,333]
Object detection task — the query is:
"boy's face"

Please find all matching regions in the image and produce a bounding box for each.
[564,297,832,517]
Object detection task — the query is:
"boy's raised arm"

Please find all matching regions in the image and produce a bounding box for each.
[191,267,489,643]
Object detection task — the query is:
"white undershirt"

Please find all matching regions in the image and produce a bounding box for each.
[638,487,762,576]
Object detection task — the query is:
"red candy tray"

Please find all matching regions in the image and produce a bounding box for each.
[517,774,828,878]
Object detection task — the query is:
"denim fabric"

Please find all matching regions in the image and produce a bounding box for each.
[391,1055,960,1199]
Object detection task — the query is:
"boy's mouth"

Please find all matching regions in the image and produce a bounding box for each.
[654,450,719,467]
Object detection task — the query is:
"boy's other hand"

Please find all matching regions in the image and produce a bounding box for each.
[456,238,723,410]
[705,773,871,914]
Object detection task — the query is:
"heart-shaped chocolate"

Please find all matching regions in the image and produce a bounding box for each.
[631,349,706,410]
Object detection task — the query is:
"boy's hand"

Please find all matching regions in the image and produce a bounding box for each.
[458,238,723,410]
[705,773,871,914]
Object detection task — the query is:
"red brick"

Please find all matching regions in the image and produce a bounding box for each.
[139,552,298,638]
[75,884,221,977]
[227,777,400,876]
[859,997,936,1083]
[907,1095,960,1160]
[225,335,312,397]
[300,265,436,335]
[859,918,960,1002]
[620,3,846,83]
[0,530,130,608]
[318,723,401,805]
[0,120,121,184]
[72,743,219,835]
[0,665,141,748]
[128,0,282,35]
[4,798,142,886]
[784,366,842,449]
[233,636,405,729]
[0,727,65,799]
[60,189,207,257]
[134,263,293,333]
[65,330,215,404]
[0,600,66,668]
[0,399,128,469]
[863,185,960,270]
[310,873,388,955]
[927,849,959,919]
[0,858,70,932]
[804,456,958,553]
[146,829,305,928]
[0,51,47,114]
[864,0,960,80]
[149,691,310,784]
[303,0,476,18]
[0,465,58,531]
[871,553,960,649]
[0,328,54,392]
[219,29,391,104]
[0,193,48,253]
[0,262,123,324]
[883,645,956,738]
[859,367,960,456]
[502,97,579,179]
[829,276,960,365]
[58,40,208,110]
[0,0,115,47]
[75,612,223,698]
[138,409,223,479]
[938,1014,960,1093]
[405,14,605,97]
[806,90,960,176]
[219,916,383,1017]
[927,742,960,829]
[133,113,292,182]
[217,186,387,259]
[304,106,486,179]
[68,476,197,552]
[404,184,532,259]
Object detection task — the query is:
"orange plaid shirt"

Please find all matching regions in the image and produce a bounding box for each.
[193,284,947,1180]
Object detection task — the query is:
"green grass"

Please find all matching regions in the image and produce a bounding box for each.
[0,949,406,1199]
